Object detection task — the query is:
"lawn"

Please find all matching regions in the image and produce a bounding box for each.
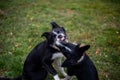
[0,0,120,80]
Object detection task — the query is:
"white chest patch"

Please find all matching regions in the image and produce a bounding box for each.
[52,52,64,60]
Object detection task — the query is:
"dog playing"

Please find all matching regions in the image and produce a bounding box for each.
[56,42,99,80]
[0,22,68,80]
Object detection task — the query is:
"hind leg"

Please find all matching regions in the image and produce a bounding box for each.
[54,58,67,77]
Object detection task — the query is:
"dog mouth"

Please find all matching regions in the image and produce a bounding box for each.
[58,35,66,42]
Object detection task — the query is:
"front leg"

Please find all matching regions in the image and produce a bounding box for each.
[55,58,67,77]
[43,60,60,80]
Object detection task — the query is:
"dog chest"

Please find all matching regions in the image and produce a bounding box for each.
[51,52,63,60]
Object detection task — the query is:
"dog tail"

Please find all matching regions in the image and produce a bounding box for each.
[0,75,22,80]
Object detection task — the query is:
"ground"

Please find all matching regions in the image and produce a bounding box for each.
[0,0,120,80]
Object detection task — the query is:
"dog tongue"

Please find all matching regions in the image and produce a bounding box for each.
[61,37,65,41]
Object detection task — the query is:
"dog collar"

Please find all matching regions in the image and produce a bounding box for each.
[77,54,85,63]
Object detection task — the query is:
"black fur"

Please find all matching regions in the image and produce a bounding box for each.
[57,43,99,80]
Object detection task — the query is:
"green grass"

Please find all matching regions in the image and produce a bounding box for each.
[0,0,120,80]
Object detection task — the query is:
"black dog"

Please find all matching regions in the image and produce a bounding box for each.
[0,22,68,80]
[56,42,99,80]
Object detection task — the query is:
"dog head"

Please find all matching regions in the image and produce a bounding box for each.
[58,43,90,67]
[51,22,68,45]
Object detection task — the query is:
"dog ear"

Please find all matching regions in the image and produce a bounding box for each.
[51,22,60,29]
[75,44,81,49]
[79,45,90,53]
[61,27,66,31]
[41,32,51,39]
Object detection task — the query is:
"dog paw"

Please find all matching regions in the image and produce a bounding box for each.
[64,75,73,80]
[60,78,70,80]
[60,78,66,80]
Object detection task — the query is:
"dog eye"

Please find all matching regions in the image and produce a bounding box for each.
[58,35,62,38]
[57,31,60,33]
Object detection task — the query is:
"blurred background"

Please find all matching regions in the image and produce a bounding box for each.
[0,0,120,80]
